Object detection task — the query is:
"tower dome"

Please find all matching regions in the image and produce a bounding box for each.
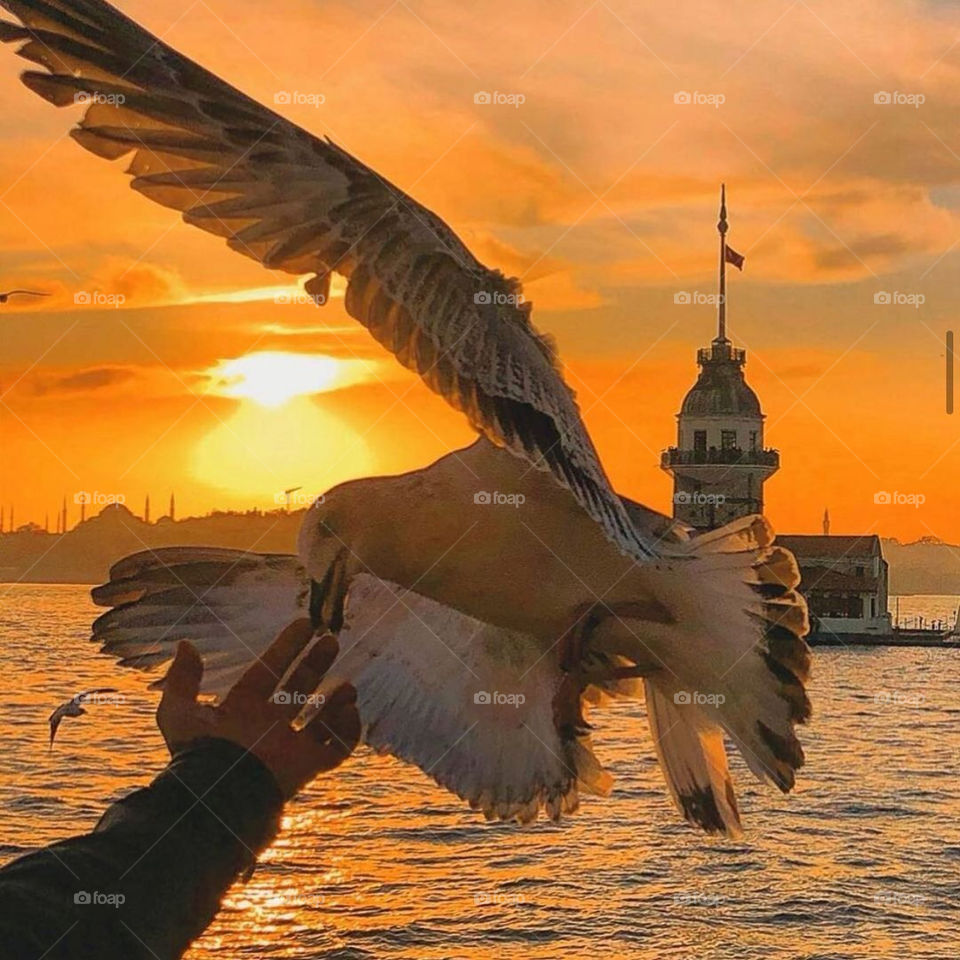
[679,341,762,417]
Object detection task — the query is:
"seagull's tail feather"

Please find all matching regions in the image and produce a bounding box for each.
[615,514,811,836]
[91,547,310,696]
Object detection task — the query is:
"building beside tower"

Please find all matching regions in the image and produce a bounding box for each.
[662,186,891,640]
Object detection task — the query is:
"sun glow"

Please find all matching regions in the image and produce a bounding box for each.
[191,396,376,502]
[205,351,374,408]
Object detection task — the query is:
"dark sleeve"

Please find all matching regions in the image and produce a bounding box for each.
[0,737,284,960]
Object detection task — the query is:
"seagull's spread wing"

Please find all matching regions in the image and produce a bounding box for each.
[0,0,658,562]
[47,701,69,732]
[91,547,614,822]
[91,546,312,692]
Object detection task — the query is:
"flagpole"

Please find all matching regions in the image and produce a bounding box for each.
[717,183,727,342]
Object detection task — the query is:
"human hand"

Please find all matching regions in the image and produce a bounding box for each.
[157,619,360,799]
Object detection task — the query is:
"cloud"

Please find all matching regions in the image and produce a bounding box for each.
[30,366,136,396]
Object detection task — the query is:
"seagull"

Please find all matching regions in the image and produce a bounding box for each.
[3,0,812,834]
[0,289,49,303]
[48,688,119,748]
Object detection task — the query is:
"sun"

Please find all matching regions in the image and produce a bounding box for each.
[205,351,371,408]
[194,351,382,503]
[191,396,377,503]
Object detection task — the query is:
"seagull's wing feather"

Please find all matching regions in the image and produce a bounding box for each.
[91,546,312,693]
[318,574,613,822]
[0,0,657,561]
[92,547,612,822]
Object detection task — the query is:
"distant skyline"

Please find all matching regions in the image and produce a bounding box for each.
[1,0,958,541]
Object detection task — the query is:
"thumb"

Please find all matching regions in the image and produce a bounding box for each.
[161,641,204,704]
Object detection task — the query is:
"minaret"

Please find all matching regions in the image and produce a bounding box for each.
[169,493,176,522]
[62,497,68,532]
[823,507,830,536]
[44,512,49,533]
[661,185,779,530]
[144,494,151,524]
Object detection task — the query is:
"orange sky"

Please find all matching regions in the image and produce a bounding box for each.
[0,0,958,542]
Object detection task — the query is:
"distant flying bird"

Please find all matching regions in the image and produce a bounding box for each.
[3,0,812,834]
[48,688,119,748]
[0,289,49,303]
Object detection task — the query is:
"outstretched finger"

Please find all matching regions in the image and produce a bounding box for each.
[160,641,204,706]
[278,634,339,713]
[224,619,314,706]
[305,683,361,769]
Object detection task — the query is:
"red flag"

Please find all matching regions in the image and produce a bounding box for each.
[725,244,745,270]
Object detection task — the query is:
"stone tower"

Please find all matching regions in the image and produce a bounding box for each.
[661,186,779,530]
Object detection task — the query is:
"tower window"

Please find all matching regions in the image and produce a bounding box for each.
[693,430,707,452]
[749,431,758,450]
[721,430,737,451]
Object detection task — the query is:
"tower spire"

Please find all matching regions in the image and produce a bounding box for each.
[717,183,728,343]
